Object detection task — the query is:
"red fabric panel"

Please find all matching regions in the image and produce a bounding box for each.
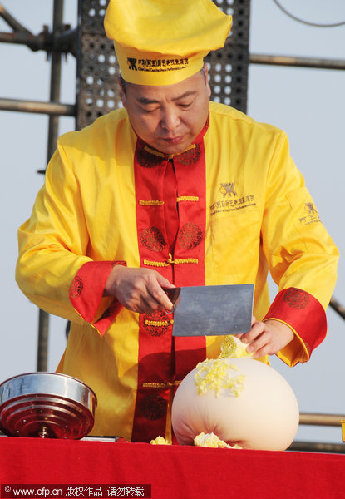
[163,159,179,252]
[264,287,327,356]
[132,142,173,441]
[173,134,207,381]
[0,438,345,499]
[132,125,209,441]
[69,261,126,336]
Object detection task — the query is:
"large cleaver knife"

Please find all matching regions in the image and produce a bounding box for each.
[167,284,254,337]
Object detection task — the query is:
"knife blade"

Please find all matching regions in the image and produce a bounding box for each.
[166,284,254,337]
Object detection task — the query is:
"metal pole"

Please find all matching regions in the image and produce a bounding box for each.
[0,98,75,116]
[37,0,64,372]
[299,412,345,427]
[250,53,345,71]
[0,32,38,46]
[289,441,345,454]
[0,30,76,55]
[329,297,345,321]
[0,3,32,33]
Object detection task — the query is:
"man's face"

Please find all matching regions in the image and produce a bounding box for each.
[121,69,211,155]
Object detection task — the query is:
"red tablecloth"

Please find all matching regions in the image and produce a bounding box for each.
[0,437,344,498]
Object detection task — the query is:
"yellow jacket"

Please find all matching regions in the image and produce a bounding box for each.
[16,102,338,440]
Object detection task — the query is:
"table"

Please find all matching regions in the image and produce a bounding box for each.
[0,437,344,498]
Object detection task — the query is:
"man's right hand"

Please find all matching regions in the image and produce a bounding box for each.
[104,265,175,314]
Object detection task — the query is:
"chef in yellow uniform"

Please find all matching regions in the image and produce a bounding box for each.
[16,0,338,442]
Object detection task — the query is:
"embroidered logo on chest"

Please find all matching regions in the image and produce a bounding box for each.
[209,182,256,216]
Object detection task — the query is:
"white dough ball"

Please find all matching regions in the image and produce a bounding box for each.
[172,358,299,451]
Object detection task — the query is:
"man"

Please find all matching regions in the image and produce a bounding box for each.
[16,0,338,442]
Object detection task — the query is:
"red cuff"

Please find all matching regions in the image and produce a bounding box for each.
[264,288,327,357]
[69,260,126,336]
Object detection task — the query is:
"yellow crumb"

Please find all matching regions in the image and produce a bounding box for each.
[194,358,245,397]
[194,432,242,449]
[219,335,253,359]
[150,436,171,445]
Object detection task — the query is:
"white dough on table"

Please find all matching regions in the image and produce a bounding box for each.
[171,358,299,451]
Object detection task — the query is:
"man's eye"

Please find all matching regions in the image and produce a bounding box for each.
[141,107,158,113]
[178,102,192,108]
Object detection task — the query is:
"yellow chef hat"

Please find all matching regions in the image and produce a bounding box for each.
[104,0,231,86]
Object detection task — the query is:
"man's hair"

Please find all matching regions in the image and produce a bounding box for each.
[119,75,128,94]
[119,66,207,95]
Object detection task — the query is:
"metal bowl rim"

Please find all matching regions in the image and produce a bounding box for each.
[0,372,96,398]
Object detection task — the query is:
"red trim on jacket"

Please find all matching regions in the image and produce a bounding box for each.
[173,136,207,382]
[69,260,126,336]
[131,123,208,442]
[264,287,327,357]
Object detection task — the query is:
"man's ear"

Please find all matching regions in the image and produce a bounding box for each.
[118,77,127,107]
[121,92,127,107]
[204,64,211,98]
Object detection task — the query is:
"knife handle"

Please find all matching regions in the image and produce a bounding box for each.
[164,288,181,305]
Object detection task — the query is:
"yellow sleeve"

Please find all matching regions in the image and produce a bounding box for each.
[16,140,113,326]
[261,131,339,365]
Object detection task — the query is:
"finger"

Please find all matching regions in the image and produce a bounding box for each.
[147,279,174,310]
[124,285,156,313]
[125,279,171,314]
[139,294,157,314]
[129,283,172,313]
[236,316,257,340]
[247,332,270,354]
[154,272,175,289]
[130,293,157,314]
[146,289,170,311]
[241,322,265,343]
[252,342,275,358]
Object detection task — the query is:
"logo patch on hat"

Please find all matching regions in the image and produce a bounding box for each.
[127,57,189,73]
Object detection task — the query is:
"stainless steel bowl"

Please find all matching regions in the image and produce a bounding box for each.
[0,373,97,439]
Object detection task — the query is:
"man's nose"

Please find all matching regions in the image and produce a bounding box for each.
[160,107,180,132]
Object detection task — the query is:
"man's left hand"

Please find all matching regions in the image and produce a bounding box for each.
[235,317,294,358]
